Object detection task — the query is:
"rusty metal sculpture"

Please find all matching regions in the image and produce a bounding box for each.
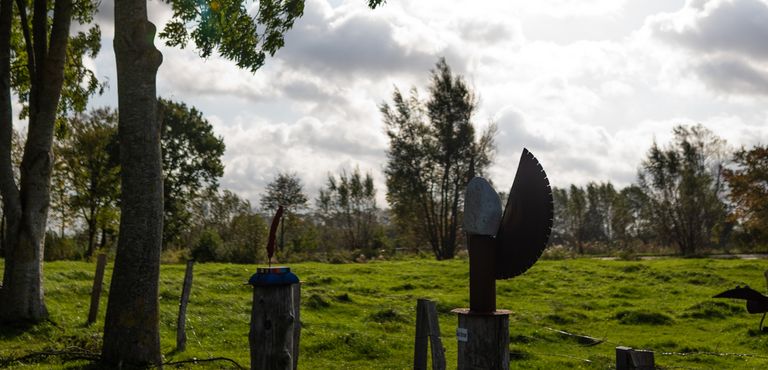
[454,148,553,370]
[714,286,768,330]
[463,148,554,313]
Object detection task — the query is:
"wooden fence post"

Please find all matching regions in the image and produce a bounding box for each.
[763,269,768,291]
[453,308,510,370]
[87,254,107,325]
[292,282,301,370]
[414,299,446,370]
[616,346,655,370]
[249,267,300,370]
[176,259,195,352]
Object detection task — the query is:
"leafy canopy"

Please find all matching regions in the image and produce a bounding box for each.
[160,0,386,72]
[9,0,104,121]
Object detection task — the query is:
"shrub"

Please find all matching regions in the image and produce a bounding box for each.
[615,310,674,325]
[44,232,81,261]
[192,229,222,262]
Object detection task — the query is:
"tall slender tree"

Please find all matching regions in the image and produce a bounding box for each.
[383,58,496,260]
[724,145,768,245]
[638,124,728,255]
[0,0,101,323]
[54,108,120,258]
[100,0,164,364]
[102,0,385,365]
[260,172,308,251]
[317,168,378,252]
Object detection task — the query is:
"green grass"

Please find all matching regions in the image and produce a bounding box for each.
[2,257,768,369]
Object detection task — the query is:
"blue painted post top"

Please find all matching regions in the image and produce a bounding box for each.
[248,266,300,287]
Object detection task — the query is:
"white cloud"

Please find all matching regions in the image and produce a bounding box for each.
[647,0,768,96]
[79,0,768,209]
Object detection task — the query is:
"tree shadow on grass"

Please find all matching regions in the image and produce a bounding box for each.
[0,320,45,340]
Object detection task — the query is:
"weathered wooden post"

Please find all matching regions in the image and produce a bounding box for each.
[248,266,300,370]
[454,149,553,370]
[87,253,108,325]
[176,259,194,352]
[414,299,446,370]
[247,205,302,370]
[616,346,655,370]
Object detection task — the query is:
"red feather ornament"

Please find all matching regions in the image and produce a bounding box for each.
[267,206,284,266]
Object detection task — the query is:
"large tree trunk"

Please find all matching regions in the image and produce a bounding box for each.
[0,0,72,323]
[0,0,14,266]
[100,0,163,365]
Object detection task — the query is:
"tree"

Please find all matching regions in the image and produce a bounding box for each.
[0,128,23,257]
[583,182,606,244]
[54,108,120,258]
[549,187,569,246]
[192,189,266,263]
[724,145,768,245]
[383,58,496,260]
[0,0,102,323]
[159,98,225,248]
[259,172,308,252]
[638,124,728,256]
[611,184,654,249]
[103,0,385,365]
[565,185,587,254]
[317,168,378,252]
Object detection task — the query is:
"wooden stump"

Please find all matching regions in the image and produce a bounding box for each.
[248,267,300,370]
[453,309,510,370]
[176,260,194,352]
[616,346,655,370]
[87,254,107,325]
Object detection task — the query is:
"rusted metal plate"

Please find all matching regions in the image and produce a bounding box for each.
[714,286,768,313]
[463,177,502,237]
[468,235,496,313]
[495,148,554,279]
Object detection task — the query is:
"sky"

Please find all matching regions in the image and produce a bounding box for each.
[57,0,768,207]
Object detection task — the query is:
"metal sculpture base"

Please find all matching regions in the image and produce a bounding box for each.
[452,308,510,370]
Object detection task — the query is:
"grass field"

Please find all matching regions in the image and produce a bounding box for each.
[2,257,768,369]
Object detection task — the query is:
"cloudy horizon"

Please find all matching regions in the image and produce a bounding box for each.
[17,0,768,209]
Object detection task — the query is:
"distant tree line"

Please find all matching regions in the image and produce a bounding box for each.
[551,124,768,256]
[4,61,768,269]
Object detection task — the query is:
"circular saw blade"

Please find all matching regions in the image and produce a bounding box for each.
[495,148,554,279]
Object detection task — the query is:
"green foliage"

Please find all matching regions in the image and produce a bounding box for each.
[615,310,674,325]
[160,0,305,72]
[187,190,268,263]
[159,98,225,248]
[159,0,384,73]
[317,167,379,253]
[191,228,223,262]
[724,145,768,246]
[382,57,496,260]
[3,258,768,368]
[260,172,308,213]
[552,182,655,255]
[9,0,103,120]
[53,108,120,257]
[260,172,308,252]
[43,232,80,261]
[638,124,729,255]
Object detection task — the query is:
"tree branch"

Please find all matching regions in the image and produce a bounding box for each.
[15,0,35,78]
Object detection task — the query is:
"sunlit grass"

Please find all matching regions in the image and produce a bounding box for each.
[2,257,768,368]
